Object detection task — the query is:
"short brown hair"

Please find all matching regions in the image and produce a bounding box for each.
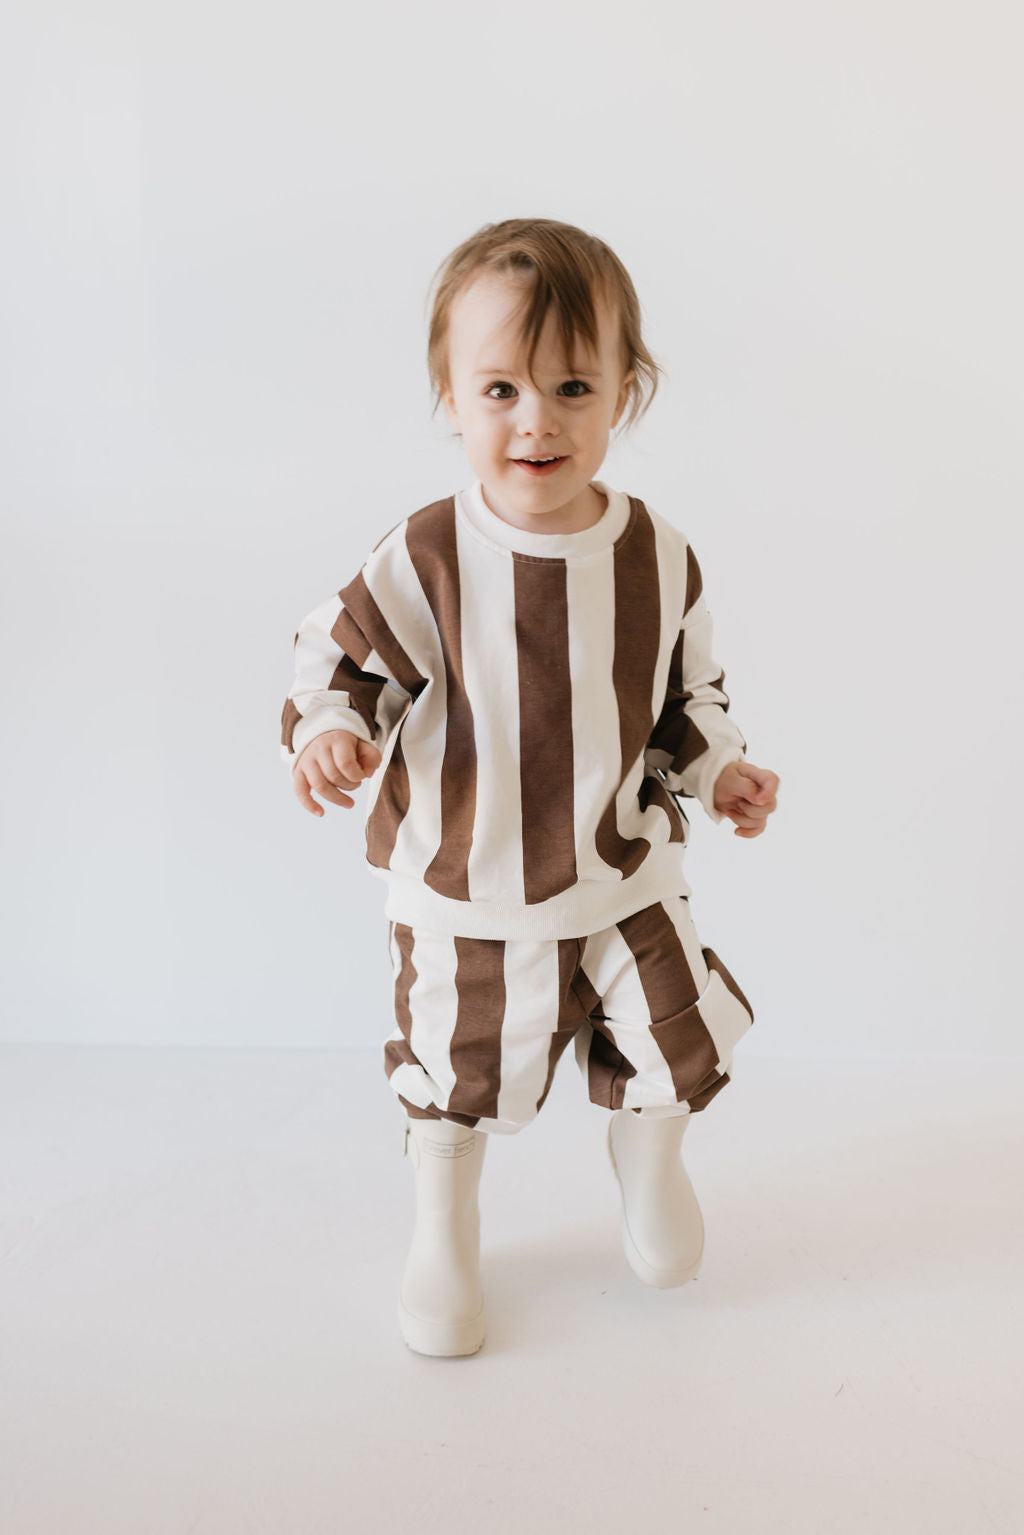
[426,217,663,434]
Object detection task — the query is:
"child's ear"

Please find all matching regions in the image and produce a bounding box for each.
[612,371,634,430]
[441,387,460,432]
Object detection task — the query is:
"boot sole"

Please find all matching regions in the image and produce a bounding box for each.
[606,1118,705,1288]
[398,1297,486,1357]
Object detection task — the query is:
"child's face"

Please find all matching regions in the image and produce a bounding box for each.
[441,270,633,533]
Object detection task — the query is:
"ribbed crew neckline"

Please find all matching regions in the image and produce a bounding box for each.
[455,478,632,558]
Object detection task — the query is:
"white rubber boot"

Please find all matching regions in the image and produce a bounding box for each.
[398,1113,488,1357]
[606,1108,705,1288]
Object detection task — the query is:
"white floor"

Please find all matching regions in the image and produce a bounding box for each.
[1,1045,1021,1535]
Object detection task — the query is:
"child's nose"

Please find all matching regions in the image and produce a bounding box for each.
[515,394,562,437]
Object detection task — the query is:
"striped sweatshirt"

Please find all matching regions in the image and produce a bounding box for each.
[280,478,748,940]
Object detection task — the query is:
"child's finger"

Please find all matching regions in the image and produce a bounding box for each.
[332,738,370,781]
[741,790,776,814]
[291,768,330,817]
[355,738,382,775]
[725,806,755,829]
[305,759,357,810]
[739,765,779,804]
[291,774,324,816]
[730,809,766,835]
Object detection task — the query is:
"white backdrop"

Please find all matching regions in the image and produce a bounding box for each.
[2,1,1020,1057]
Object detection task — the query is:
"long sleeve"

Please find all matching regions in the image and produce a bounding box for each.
[280,564,418,777]
[644,543,747,824]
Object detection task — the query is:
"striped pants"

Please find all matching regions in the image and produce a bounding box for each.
[383,895,754,1136]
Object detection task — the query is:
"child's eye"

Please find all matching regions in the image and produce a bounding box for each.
[484,380,592,401]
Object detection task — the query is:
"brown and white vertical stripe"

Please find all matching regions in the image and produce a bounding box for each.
[383,894,755,1135]
[281,488,747,940]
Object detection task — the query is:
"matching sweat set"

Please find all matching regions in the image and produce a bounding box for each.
[280,478,755,1135]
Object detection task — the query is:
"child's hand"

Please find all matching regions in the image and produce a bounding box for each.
[292,730,383,818]
[712,760,780,838]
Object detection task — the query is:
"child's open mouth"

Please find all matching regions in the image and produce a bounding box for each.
[514,456,567,476]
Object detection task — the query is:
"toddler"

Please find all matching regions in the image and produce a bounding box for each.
[280,217,780,1358]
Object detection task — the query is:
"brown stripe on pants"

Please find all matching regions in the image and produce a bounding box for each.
[382,896,754,1135]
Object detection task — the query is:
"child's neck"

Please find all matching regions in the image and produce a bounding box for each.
[480,480,608,536]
